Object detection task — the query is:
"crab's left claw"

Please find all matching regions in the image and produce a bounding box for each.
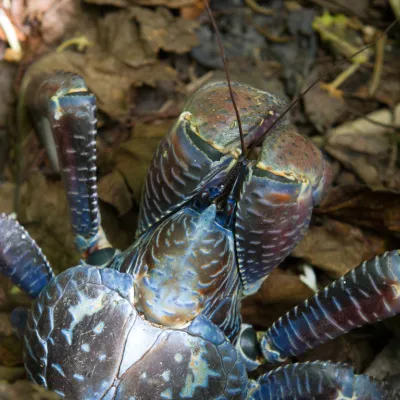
[248,362,400,399]
[24,72,114,261]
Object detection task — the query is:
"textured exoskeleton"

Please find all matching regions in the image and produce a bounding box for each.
[136,81,332,298]
[1,73,400,399]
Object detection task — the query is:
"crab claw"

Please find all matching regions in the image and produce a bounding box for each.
[24,72,113,258]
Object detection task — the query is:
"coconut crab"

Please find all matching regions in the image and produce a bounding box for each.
[1,67,400,399]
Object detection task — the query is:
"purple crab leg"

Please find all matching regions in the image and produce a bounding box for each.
[261,250,400,364]
[25,73,112,257]
[248,361,399,399]
[0,213,54,298]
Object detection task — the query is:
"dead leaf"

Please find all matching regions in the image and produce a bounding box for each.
[292,218,380,278]
[97,11,156,68]
[181,0,206,20]
[114,120,173,203]
[0,365,25,382]
[23,50,177,120]
[133,0,195,6]
[0,61,17,129]
[325,104,400,189]
[98,170,133,215]
[0,312,13,336]
[317,184,400,233]
[303,67,347,133]
[365,338,400,381]
[0,381,60,399]
[241,268,314,329]
[0,336,23,366]
[19,172,80,274]
[0,182,15,214]
[298,334,375,374]
[84,0,129,6]
[130,6,199,54]
[85,0,195,6]
[25,0,81,44]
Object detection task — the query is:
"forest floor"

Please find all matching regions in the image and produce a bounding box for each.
[0,0,400,397]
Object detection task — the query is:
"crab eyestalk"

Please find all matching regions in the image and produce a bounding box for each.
[24,72,113,261]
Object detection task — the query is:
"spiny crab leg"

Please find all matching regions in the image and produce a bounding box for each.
[0,213,54,298]
[260,250,400,364]
[0,214,54,337]
[249,361,399,399]
[24,72,113,261]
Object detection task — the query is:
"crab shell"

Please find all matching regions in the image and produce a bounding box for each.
[23,266,248,399]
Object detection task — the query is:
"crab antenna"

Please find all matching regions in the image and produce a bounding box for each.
[203,0,246,156]
[247,17,399,154]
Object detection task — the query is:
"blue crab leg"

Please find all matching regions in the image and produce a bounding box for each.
[248,361,399,399]
[0,213,54,298]
[260,250,400,364]
[25,73,112,258]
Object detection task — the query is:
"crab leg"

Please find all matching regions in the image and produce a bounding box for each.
[260,250,400,364]
[0,213,54,298]
[24,73,112,260]
[248,361,399,399]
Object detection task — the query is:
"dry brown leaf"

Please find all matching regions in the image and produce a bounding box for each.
[0,365,26,382]
[0,312,13,336]
[298,334,375,373]
[84,0,129,6]
[98,170,133,215]
[318,184,400,233]
[23,50,177,120]
[130,6,199,54]
[115,120,173,203]
[303,67,347,133]
[133,0,195,6]
[25,0,81,44]
[241,268,313,329]
[85,0,195,6]
[0,336,23,366]
[0,182,15,214]
[19,172,80,274]
[325,104,400,189]
[292,218,379,278]
[365,338,400,381]
[0,62,17,129]
[0,381,60,399]
[97,11,156,68]
[180,0,206,20]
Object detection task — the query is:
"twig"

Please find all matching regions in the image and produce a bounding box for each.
[244,0,274,16]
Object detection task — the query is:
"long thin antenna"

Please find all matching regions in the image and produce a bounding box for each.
[203,0,246,155]
[247,18,399,153]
